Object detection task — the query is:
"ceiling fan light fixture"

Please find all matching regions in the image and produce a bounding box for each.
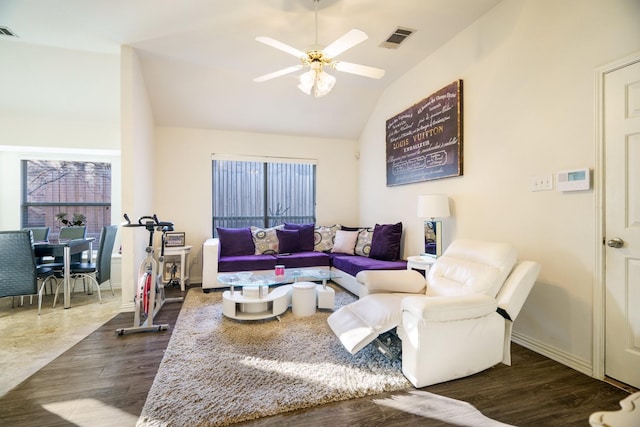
[298,70,315,95]
[314,70,336,97]
[254,0,385,94]
[298,68,335,98]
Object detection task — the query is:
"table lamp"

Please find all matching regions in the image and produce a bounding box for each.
[417,194,450,257]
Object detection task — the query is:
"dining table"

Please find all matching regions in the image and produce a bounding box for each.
[34,238,94,309]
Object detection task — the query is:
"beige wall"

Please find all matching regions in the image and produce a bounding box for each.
[119,46,157,310]
[358,0,640,372]
[0,42,121,231]
[3,0,640,377]
[0,41,120,148]
[152,127,360,282]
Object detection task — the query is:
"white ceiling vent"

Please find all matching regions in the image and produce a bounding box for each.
[0,26,18,38]
[379,27,415,49]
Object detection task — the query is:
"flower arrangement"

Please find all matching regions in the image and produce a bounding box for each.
[55,212,86,227]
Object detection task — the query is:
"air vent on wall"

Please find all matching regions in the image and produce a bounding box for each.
[379,26,415,49]
[0,26,18,38]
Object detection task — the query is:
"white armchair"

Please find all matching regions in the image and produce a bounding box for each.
[327,239,540,388]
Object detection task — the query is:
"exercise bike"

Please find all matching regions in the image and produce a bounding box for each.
[116,214,183,336]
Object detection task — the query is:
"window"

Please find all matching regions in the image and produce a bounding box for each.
[212,158,316,234]
[22,160,112,244]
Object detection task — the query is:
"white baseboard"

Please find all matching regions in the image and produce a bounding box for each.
[512,331,593,377]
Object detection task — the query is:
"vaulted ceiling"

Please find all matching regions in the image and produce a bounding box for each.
[1,0,502,139]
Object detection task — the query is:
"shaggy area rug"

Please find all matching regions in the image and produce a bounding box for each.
[137,285,411,426]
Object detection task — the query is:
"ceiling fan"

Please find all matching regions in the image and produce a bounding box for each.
[253,0,385,98]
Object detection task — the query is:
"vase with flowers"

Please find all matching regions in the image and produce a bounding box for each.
[55,212,86,227]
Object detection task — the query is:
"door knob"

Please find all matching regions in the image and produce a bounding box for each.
[607,238,624,248]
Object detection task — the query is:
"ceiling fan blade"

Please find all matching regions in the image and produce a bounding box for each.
[323,29,368,58]
[333,61,385,79]
[253,65,304,83]
[256,36,307,59]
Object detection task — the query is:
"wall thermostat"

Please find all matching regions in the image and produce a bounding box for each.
[556,168,591,192]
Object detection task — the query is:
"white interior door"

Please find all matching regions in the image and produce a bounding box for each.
[604,59,640,389]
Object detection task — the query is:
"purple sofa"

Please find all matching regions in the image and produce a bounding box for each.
[202,222,408,295]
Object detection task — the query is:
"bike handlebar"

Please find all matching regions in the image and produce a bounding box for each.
[122,213,174,231]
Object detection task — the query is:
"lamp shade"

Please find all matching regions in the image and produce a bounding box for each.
[417,195,450,219]
[298,70,316,94]
[298,68,336,98]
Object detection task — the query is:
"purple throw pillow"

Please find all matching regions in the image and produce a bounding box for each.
[276,228,301,253]
[284,222,315,251]
[369,222,403,261]
[216,227,255,257]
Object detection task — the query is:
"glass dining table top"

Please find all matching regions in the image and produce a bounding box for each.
[33,238,95,257]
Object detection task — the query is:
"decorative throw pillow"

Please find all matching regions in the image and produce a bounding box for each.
[276,228,301,253]
[216,227,255,257]
[314,224,340,252]
[251,226,282,255]
[331,229,359,255]
[355,227,374,257]
[369,222,403,261]
[284,222,315,251]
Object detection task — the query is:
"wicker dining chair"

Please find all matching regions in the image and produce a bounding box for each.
[56,226,87,264]
[23,227,51,267]
[53,225,118,306]
[0,230,56,314]
[23,227,50,243]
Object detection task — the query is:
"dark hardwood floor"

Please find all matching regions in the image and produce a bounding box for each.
[0,286,633,427]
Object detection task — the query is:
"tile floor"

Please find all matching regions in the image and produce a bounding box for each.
[0,286,122,397]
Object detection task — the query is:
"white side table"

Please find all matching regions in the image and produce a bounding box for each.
[292,282,317,317]
[317,285,335,310]
[161,245,192,291]
[222,285,292,321]
[407,255,436,277]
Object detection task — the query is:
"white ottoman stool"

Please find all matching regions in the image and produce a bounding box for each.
[317,285,335,310]
[292,282,317,316]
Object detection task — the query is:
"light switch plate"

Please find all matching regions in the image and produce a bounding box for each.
[531,175,553,191]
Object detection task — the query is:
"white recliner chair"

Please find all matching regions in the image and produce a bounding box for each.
[327,239,541,388]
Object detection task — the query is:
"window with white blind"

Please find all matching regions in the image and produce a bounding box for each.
[21,160,112,244]
[212,157,316,234]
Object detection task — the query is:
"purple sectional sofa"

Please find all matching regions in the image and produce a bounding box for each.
[202,222,408,296]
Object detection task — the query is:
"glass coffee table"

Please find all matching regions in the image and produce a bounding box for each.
[218,269,338,320]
